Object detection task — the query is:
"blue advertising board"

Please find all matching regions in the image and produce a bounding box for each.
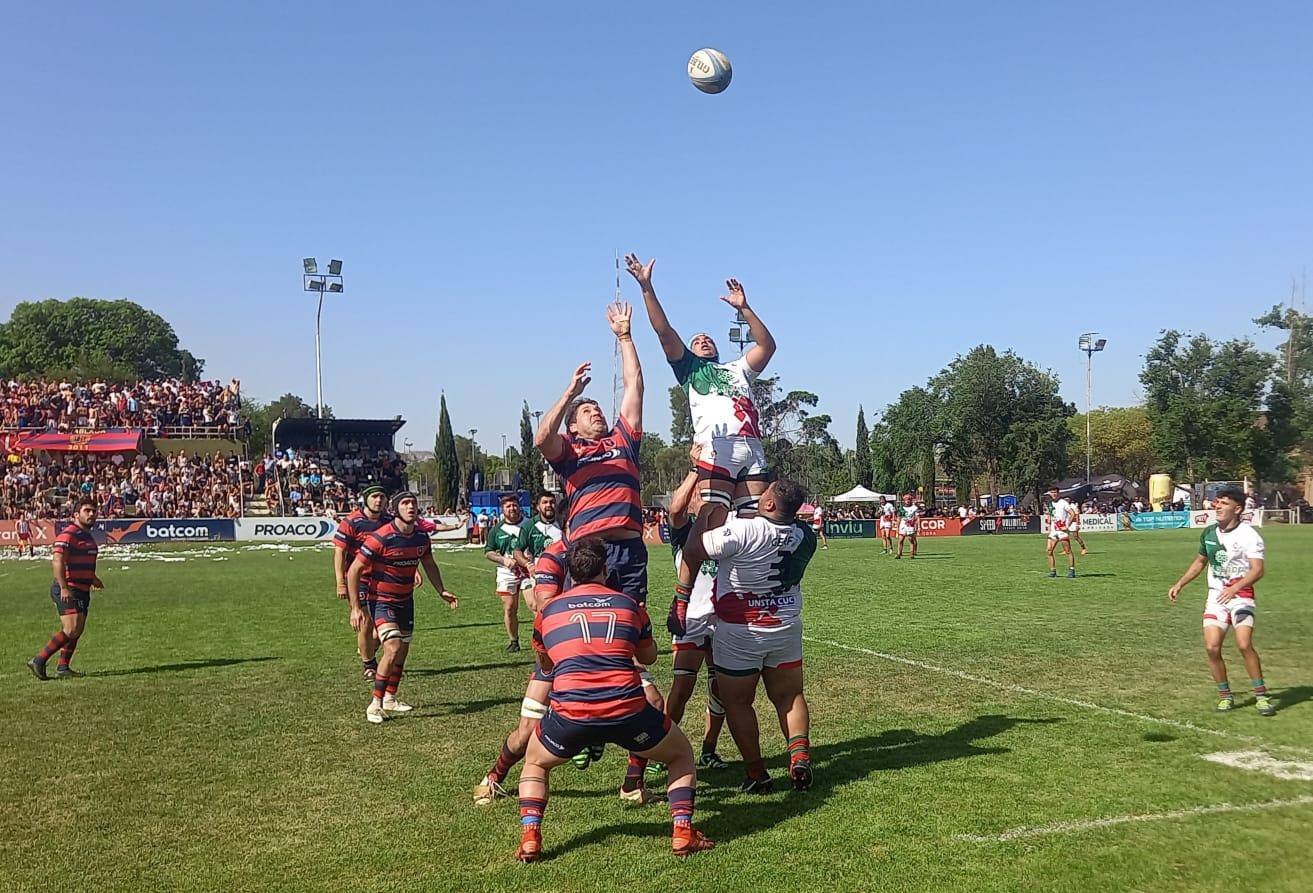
[93,519,237,544]
[1128,511,1190,530]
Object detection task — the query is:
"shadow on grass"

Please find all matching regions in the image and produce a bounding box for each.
[417,621,506,631]
[405,660,528,677]
[413,696,520,718]
[1073,572,1117,578]
[94,656,280,677]
[544,714,1058,855]
[904,554,952,560]
[1275,686,1313,712]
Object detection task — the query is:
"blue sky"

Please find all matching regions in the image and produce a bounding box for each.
[3,2,1311,455]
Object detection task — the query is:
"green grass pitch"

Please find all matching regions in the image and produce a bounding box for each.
[2,529,1311,892]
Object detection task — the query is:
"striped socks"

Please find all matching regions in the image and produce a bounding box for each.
[1251,678,1267,697]
[519,797,546,827]
[668,785,694,827]
[489,739,526,785]
[1217,682,1232,701]
[788,734,811,767]
[58,636,79,669]
[36,631,69,662]
[385,671,402,698]
[622,755,648,792]
[372,673,389,705]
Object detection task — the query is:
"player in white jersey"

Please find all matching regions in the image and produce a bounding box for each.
[703,478,817,794]
[1168,485,1276,716]
[811,504,828,550]
[895,494,920,559]
[627,253,779,635]
[664,445,730,771]
[878,497,896,554]
[1044,487,1078,578]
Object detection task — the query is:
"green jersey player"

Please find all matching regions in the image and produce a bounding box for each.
[484,494,534,653]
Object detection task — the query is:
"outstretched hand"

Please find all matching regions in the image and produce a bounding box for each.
[625,253,655,287]
[567,362,592,398]
[607,301,633,338]
[719,278,747,310]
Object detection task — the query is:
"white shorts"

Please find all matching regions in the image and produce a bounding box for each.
[879,520,892,532]
[698,435,769,505]
[495,566,527,595]
[1048,530,1070,542]
[671,612,715,652]
[1204,593,1256,631]
[898,524,916,537]
[711,620,803,675]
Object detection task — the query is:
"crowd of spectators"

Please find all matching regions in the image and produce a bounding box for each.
[0,377,243,434]
[2,448,247,520]
[255,445,407,517]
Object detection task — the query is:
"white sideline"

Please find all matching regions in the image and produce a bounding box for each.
[803,636,1313,758]
[1201,750,1313,781]
[955,795,1313,842]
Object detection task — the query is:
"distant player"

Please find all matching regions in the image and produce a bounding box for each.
[28,498,102,680]
[628,253,778,635]
[16,512,34,557]
[346,492,458,724]
[515,537,714,862]
[1045,486,1077,578]
[811,503,828,550]
[1168,485,1276,716]
[665,445,730,771]
[1068,501,1088,555]
[518,492,564,559]
[484,494,534,653]
[535,301,663,798]
[333,485,390,681]
[895,493,920,559]
[704,478,817,793]
[878,496,896,554]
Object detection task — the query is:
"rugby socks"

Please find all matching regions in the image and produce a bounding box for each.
[622,755,648,792]
[489,739,526,785]
[1217,682,1232,701]
[385,671,402,697]
[361,658,377,673]
[787,734,811,767]
[372,673,389,705]
[58,636,80,670]
[519,796,547,827]
[668,785,695,827]
[36,631,69,662]
[1251,678,1267,697]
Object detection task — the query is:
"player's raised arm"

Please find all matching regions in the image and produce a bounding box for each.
[668,444,704,519]
[608,301,644,433]
[535,362,591,463]
[627,253,684,362]
[721,279,776,373]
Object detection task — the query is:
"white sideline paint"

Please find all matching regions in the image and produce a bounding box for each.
[803,636,1313,758]
[1201,751,1313,781]
[955,796,1313,842]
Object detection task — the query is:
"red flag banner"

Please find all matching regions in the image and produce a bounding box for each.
[13,430,143,453]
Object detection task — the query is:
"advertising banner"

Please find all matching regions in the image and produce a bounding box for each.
[960,516,1042,535]
[916,517,962,537]
[0,519,57,544]
[14,430,143,453]
[824,519,876,538]
[97,519,236,543]
[1189,509,1264,529]
[1077,513,1120,533]
[233,516,468,542]
[1129,511,1190,530]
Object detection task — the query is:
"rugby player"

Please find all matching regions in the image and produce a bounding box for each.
[1168,485,1276,716]
[895,493,920,559]
[665,445,730,771]
[17,512,35,557]
[628,253,777,635]
[516,492,563,561]
[703,478,817,793]
[1044,486,1077,578]
[333,485,390,681]
[28,498,102,680]
[515,538,714,862]
[811,503,828,550]
[484,494,534,653]
[878,496,896,554]
[346,491,457,724]
[535,301,664,798]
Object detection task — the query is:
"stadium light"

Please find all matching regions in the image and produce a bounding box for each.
[1078,333,1108,483]
[728,310,754,354]
[303,257,345,420]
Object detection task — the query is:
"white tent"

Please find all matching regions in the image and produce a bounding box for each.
[831,485,892,503]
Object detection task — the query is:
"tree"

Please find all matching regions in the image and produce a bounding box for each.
[518,402,545,494]
[637,432,670,504]
[880,386,940,496]
[669,385,693,445]
[433,394,462,511]
[853,406,872,488]
[0,298,203,381]
[1066,406,1159,482]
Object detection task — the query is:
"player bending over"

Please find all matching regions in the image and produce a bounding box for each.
[704,478,817,793]
[333,485,391,681]
[665,444,729,771]
[627,253,778,636]
[1168,485,1276,716]
[28,498,102,680]
[895,493,920,559]
[1044,486,1077,578]
[347,492,457,724]
[515,537,714,862]
[484,494,535,653]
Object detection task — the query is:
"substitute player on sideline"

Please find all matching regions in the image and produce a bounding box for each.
[334,485,391,681]
[484,494,534,653]
[515,538,714,862]
[347,492,458,724]
[879,496,896,555]
[895,493,920,559]
[1168,485,1276,716]
[704,478,818,793]
[1045,486,1078,578]
[28,498,102,680]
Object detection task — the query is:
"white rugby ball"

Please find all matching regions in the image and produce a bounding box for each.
[688,48,732,94]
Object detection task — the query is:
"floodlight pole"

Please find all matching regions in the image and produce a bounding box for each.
[315,291,325,420]
[1078,333,1106,484]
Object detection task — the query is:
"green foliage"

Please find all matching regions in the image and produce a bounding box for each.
[0,298,203,381]
[853,406,872,489]
[668,384,693,445]
[433,394,462,511]
[637,432,671,504]
[518,402,545,494]
[242,394,330,456]
[1066,406,1158,482]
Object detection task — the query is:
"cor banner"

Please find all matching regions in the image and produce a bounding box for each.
[1077,513,1120,533]
[960,516,1042,535]
[1190,509,1264,529]
[916,517,962,537]
[96,519,236,543]
[823,519,876,538]
[1129,511,1190,531]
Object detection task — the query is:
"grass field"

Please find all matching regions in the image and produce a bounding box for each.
[2,528,1311,893]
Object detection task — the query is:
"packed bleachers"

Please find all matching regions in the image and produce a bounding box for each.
[0,377,243,436]
[255,446,406,517]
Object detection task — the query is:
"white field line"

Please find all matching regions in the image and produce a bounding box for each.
[803,636,1313,758]
[1201,750,1313,781]
[955,795,1313,842]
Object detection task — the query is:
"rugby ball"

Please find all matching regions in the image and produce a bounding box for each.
[688,48,732,94]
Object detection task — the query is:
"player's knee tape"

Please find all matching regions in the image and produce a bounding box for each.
[699,488,733,508]
[379,627,413,644]
[707,689,725,717]
[733,495,759,513]
[520,697,549,720]
[639,670,656,688]
[672,667,697,677]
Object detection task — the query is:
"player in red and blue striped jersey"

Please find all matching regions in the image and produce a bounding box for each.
[28,498,103,680]
[514,538,714,862]
[346,492,458,725]
[333,485,390,681]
